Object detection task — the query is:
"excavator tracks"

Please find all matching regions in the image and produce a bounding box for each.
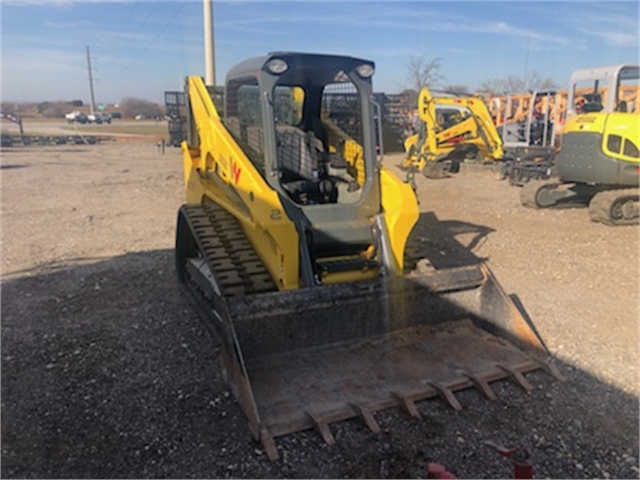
[588,189,640,226]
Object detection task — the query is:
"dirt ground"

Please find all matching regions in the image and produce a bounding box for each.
[1,141,638,479]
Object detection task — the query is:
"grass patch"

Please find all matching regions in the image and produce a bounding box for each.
[16,118,169,137]
[61,122,168,137]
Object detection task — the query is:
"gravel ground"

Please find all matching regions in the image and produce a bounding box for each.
[1,142,638,479]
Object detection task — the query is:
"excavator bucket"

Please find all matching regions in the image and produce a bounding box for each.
[176,203,563,462]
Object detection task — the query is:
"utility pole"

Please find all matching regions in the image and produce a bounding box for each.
[203,0,216,87]
[523,35,531,90]
[86,45,97,116]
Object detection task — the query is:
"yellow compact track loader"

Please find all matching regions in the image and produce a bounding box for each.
[401,86,504,179]
[175,52,562,460]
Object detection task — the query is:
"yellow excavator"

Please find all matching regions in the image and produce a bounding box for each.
[175,52,562,461]
[521,64,639,225]
[401,86,504,179]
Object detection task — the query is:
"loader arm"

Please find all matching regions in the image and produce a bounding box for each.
[182,76,300,290]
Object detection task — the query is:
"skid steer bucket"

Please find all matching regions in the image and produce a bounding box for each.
[176,205,563,462]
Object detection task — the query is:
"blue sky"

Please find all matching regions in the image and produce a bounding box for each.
[1,1,638,104]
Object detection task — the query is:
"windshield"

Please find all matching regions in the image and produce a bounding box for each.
[271,73,367,206]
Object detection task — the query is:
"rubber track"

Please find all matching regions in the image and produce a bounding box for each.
[588,189,640,226]
[182,203,277,297]
[520,179,553,208]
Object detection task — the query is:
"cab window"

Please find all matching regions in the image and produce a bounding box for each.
[607,134,622,154]
[623,138,639,158]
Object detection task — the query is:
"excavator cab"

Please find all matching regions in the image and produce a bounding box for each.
[176,52,562,461]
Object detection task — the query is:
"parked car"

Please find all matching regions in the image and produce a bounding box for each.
[87,113,111,124]
[97,113,111,124]
[65,111,88,124]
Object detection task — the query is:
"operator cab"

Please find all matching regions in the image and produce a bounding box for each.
[223,52,379,206]
[567,64,639,117]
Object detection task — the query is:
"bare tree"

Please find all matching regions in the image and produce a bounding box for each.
[404,53,444,107]
[119,97,162,119]
[41,103,68,119]
[441,84,470,95]
[406,53,443,91]
[479,70,559,95]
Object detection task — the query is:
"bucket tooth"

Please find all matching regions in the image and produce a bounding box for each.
[259,426,279,461]
[350,403,381,434]
[306,411,336,446]
[428,381,463,411]
[392,391,422,420]
[536,359,567,382]
[458,370,498,401]
[497,364,534,391]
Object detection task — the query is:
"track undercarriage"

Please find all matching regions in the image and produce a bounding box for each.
[521,179,639,226]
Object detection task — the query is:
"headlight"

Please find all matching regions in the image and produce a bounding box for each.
[356,64,375,78]
[266,59,288,74]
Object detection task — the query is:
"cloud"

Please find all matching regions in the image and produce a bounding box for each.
[210,6,572,49]
[2,47,85,75]
[44,20,93,29]
[3,0,147,4]
[1,47,89,101]
[3,0,80,6]
[576,28,638,48]
[547,4,638,47]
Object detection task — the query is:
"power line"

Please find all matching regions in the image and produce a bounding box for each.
[111,1,142,45]
[120,1,188,72]
[112,1,159,61]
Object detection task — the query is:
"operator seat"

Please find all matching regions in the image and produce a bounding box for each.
[275,126,336,204]
[276,126,320,181]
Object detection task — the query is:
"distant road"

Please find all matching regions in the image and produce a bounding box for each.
[5,119,167,138]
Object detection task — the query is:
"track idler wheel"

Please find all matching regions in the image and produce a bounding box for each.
[588,189,640,226]
[520,180,564,208]
[422,162,449,179]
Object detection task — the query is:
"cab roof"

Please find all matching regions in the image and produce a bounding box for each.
[225,52,375,87]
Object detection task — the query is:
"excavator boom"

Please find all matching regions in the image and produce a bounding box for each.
[402,86,504,178]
